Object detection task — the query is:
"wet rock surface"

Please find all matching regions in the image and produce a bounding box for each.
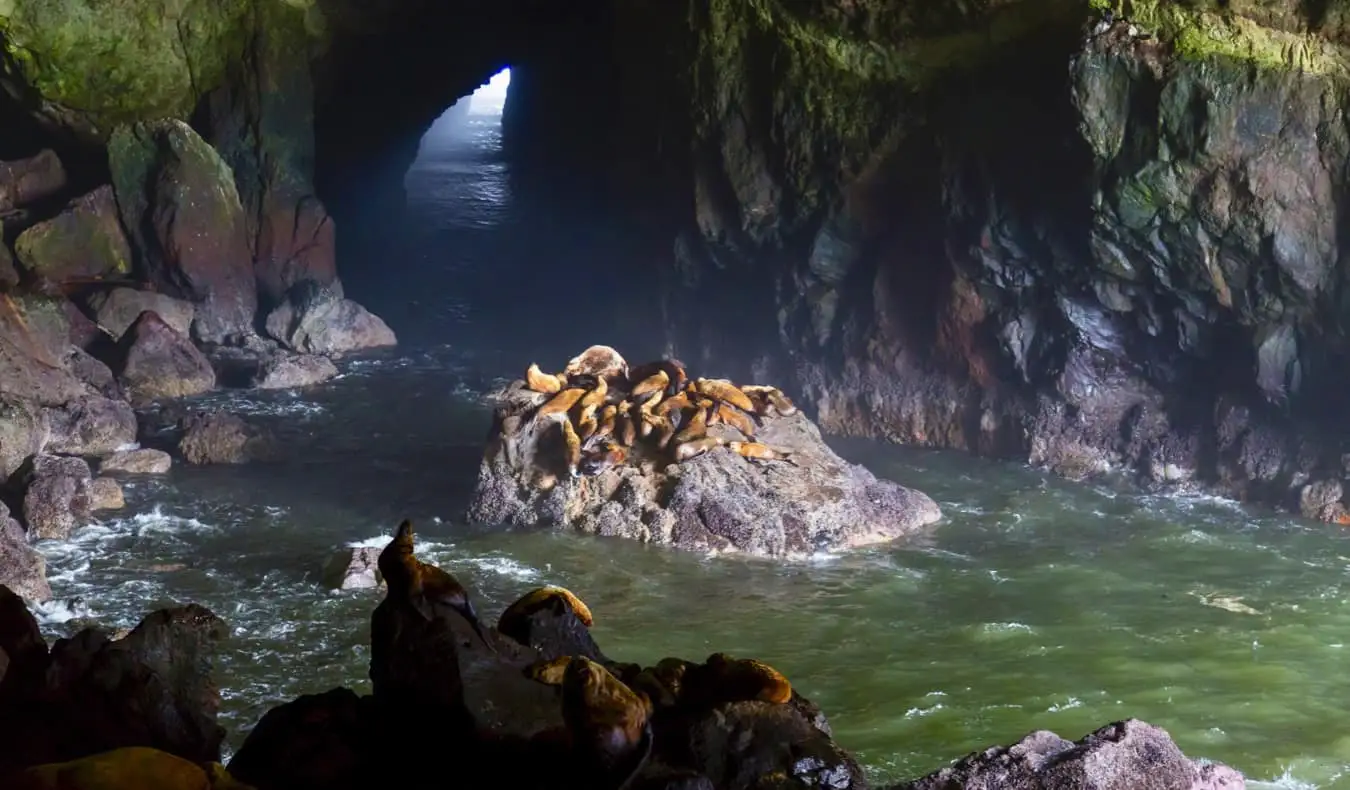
[468,367,941,559]
[116,311,218,404]
[8,454,93,541]
[322,546,383,591]
[97,448,173,475]
[177,410,276,465]
[263,280,397,355]
[0,505,49,603]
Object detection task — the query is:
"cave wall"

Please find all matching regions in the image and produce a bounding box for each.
[649,0,1350,519]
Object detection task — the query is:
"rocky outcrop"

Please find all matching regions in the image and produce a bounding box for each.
[467,359,941,558]
[893,719,1245,790]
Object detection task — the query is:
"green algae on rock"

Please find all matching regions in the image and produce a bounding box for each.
[13,185,133,284]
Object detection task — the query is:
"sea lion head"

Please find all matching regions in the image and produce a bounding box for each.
[377,519,417,585]
[579,439,626,476]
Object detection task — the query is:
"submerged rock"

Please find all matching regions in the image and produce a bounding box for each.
[894,719,1245,790]
[467,369,941,559]
[177,410,274,465]
[97,448,172,475]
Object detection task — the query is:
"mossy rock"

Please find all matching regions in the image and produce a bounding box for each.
[13,185,134,283]
[0,0,321,140]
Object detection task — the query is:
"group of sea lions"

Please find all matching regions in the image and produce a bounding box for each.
[379,519,796,789]
[520,344,800,479]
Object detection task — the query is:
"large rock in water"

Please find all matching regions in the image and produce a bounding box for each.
[108,118,258,344]
[263,279,396,355]
[115,311,217,404]
[467,376,941,558]
[0,504,49,603]
[893,719,1245,790]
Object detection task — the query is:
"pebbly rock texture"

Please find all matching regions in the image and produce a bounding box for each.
[88,476,126,511]
[42,394,137,457]
[11,185,133,286]
[322,546,383,591]
[0,505,49,603]
[108,118,258,345]
[98,448,173,475]
[893,719,1245,790]
[177,410,276,465]
[116,311,218,404]
[0,590,229,778]
[468,379,941,559]
[8,453,93,541]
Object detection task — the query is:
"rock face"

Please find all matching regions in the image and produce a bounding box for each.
[116,311,218,404]
[0,591,229,777]
[468,375,941,558]
[894,719,1245,790]
[0,505,49,603]
[108,119,258,344]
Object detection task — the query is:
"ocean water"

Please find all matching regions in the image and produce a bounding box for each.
[24,109,1350,790]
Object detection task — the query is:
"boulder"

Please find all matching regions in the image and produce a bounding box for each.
[89,476,126,511]
[42,394,137,457]
[893,719,1245,790]
[0,150,67,213]
[468,379,942,558]
[0,294,95,407]
[86,287,195,341]
[12,185,133,284]
[116,311,217,404]
[0,395,49,482]
[264,280,396,355]
[253,350,339,389]
[97,448,172,475]
[227,688,372,790]
[177,410,274,465]
[61,345,122,399]
[108,118,257,344]
[323,546,383,591]
[12,453,93,541]
[0,599,229,776]
[0,504,50,603]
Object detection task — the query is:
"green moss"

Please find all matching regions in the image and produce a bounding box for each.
[1097,0,1350,74]
[0,0,319,139]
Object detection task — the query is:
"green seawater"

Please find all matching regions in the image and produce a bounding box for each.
[28,351,1350,789]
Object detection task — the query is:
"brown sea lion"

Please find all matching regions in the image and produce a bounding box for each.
[741,384,798,416]
[537,387,588,420]
[728,441,797,466]
[673,435,723,463]
[692,377,756,413]
[579,438,627,476]
[628,359,688,397]
[525,363,566,395]
[562,657,654,770]
[500,585,595,641]
[699,652,793,704]
[378,519,494,648]
[561,417,583,477]
[6,746,256,790]
[672,403,710,446]
[714,402,757,437]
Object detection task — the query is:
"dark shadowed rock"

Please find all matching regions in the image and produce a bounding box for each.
[116,311,217,404]
[12,185,133,284]
[98,448,172,475]
[89,476,125,511]
[252,350,339,389]
[108,118,258,344]
[0,505,50,603]
[42,394,137,457]
[13,453,93,540]
[227,687,373,790]
[61,346,123,399]
[0,601,229,776]
[895,719,1244,790]
[0,582,48,691]
[86,287,195,341]
[177,410,275,465]
[0,245,17,291]
[468,381,942,558]
[0,149,67,212]
[264,279,396,355]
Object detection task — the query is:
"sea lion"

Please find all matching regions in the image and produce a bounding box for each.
[378,519,494,648]
[525,654,574,685]
[500,585,596,643]
[672,403,710,446]
[561,417,583,477]
[616,403,638,447]
[564,345,629,382]
[653,391,691,419]
[714,402,757,437]
[728,441,797,466]
[562,657,654,770]
[538,387,588,420]
[700,652,793,704]
[579,438,627,476]
[692,378,756,413]
[591,403,618,444]
[526,363,566,395]
[673,435,723,463]
[741,384,798,416]
[579,376,609,410]
[628,359,688,397]
[6,746,256,790]
[629,369,669,401]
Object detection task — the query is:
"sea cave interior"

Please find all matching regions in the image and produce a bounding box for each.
[0,1,1349,788]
